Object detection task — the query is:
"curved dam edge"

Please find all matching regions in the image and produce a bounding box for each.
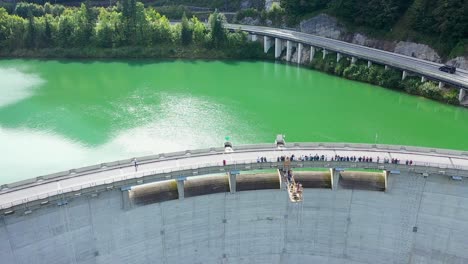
[3,142,468,213]
[1,171,467,264]
[3,142,468,191]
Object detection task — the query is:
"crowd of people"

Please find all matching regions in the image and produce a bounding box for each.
[253,154,414,165]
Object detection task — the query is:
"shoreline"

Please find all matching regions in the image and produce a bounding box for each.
[0,48,463,107]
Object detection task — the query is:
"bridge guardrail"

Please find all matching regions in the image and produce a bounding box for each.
[2,154,468,211]
[225,24,468,89]
[2,142,468,193]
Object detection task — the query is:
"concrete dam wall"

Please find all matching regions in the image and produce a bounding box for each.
[1,171,468,264]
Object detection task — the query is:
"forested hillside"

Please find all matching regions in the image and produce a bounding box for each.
[280,0,468,57]
[0,1,264,59]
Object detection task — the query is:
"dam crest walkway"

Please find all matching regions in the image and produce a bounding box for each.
[1,142,468,212]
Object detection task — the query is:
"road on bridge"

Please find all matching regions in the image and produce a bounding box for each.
[226,24,468,89]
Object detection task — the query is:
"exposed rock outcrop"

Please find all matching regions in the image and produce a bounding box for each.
[299,14,344,40]
[297,13,466,70]
[239,17,261,26]
[447,56,468,70]
[290,45,310,64]
[394,42,441,62]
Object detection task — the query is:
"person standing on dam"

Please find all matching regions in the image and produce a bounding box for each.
[133,158,138,172]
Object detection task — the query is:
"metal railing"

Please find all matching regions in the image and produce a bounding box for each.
[2,148,468,211]
[2,142,468,191]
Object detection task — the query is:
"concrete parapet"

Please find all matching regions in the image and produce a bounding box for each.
[4,142,468,213]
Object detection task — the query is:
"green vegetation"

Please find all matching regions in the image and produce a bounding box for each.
[278,0,468,57]
[0,1,267,60]
[307,51,459,105]
[150,0,264,11]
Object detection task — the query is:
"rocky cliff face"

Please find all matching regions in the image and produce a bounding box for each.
[299,14,343,40]
[447,57,468,70]
[299,14,467,70]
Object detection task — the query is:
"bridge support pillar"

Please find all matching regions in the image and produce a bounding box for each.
[264,36,272,53]
[351,57,357,64]
[439,81,444,89]
[385,65,389,70]
[337,53,342,63]
[275,38,283,59]
[459,89,466,102]
[250,34,257,42]
[228,172,237,194]
[176,178,185,200]
[367,61,372,68]
[297,43,303,64]
[286,40,292,61]
[330,168,340,190]
[402,70,407,80]
[310,46,315,62]
[322,49,328,60]
[421,76,426,82]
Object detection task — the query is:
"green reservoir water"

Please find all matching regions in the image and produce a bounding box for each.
[1,59,468,183]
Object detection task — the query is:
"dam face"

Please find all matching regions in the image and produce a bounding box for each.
[1,172,468,264]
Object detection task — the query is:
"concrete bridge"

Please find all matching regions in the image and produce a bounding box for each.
[2,142,468,215]
[225,24,468,103]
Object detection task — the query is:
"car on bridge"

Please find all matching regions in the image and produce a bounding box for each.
[439,65,456,74]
